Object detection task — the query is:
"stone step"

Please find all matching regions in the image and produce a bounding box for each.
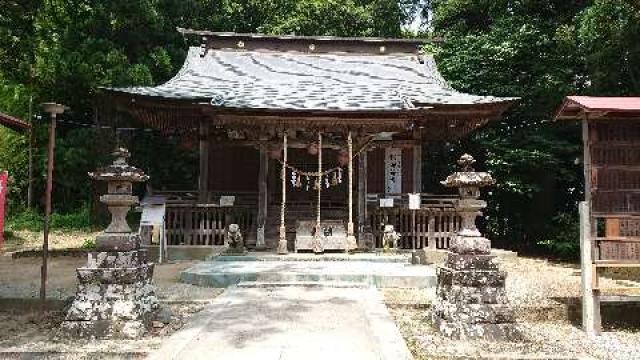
[236,281,370,288]
[212,252,411,263]
[180,260,436,289]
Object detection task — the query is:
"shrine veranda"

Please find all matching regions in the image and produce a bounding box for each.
[101,30,516,253]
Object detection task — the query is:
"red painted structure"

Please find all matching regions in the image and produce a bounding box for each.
[556,96,640,119]
[0,112,29,249]
[0,112,30,132]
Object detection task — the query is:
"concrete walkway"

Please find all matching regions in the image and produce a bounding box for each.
[148,286,413,360]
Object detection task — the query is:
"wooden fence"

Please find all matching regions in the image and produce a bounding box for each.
[165,204,257,246]
[368,207,461,249]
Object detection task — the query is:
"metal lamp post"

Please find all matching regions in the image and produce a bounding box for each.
[39,102,65,309]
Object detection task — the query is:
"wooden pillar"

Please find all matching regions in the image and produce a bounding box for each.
[41,112,57,307]
[357,151,368,233]
[256,145,268,249]
[312,132,323,254]
[198,120,210,203]
[580,201,601,335]
[277,132,288,254]
[40,102,64,311]
[413,143,422,193]
[580,117,601,336]
[346,132,356,251]
[318,133,322,230]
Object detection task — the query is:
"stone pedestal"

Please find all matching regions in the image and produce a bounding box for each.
[61,248,159,338]
[432,154,518,341]
[432,251,518,340]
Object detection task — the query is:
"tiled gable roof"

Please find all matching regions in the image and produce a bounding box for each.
[106,47,513,111]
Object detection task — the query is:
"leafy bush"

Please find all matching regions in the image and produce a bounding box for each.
[6,204,93,232]
[5,208,42,232]
[50,205,92,231]
[2,229,16,242]
[537,213,580,260]
[80,238,96,250]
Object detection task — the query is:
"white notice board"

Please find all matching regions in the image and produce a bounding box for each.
[408,193,421,210]
[140,195,167,263]
[140,205,166,226]
[380,198,394,208]
[220,196,235,207]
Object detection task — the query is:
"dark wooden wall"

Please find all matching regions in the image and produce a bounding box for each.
[208,145,259,192]
[208,144,417,195]
[590,119,640,214]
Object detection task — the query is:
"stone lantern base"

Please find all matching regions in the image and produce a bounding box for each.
[431,240,519,341]
[60,248,159,339]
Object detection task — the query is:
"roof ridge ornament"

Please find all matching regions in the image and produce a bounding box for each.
[210,93,226,106]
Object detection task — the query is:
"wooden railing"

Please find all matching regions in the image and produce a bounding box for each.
[165,204,257,246]
[368,207,461,249]
[151,190,258,206]
[160,191,460,250]
[366,193,460,249]
[366,193,458,208]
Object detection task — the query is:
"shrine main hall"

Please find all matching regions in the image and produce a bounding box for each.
[102,29,514,254]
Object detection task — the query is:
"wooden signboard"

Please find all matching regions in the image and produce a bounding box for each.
[384,148,402,194]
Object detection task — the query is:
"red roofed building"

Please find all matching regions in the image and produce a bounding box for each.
[0,112,30,132]
[555,96,640,120]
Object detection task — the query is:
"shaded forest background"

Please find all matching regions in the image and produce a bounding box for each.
[1,0,639,257]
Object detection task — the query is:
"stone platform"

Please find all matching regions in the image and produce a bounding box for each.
[180,258,436,288]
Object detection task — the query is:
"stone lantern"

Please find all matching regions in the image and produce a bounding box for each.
[443,153,494,253]
[61,148,159,339]
[91,148,149,250]
[432,154,518,340]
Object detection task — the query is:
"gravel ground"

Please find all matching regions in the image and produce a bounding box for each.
[0,253,224,356]
[2,230,100,254]
[0,256,223,301]
[2,235,640,359]
[0,302,209,356]
[384,256,640,360]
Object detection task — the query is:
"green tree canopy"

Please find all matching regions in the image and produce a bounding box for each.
[1,0,639,256]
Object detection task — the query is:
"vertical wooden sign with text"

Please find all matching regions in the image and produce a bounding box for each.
[0,171,7,249]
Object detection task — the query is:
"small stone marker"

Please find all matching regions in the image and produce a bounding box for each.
[60,148,159,339]
[432,154,519,341]
[382,225,401,252]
